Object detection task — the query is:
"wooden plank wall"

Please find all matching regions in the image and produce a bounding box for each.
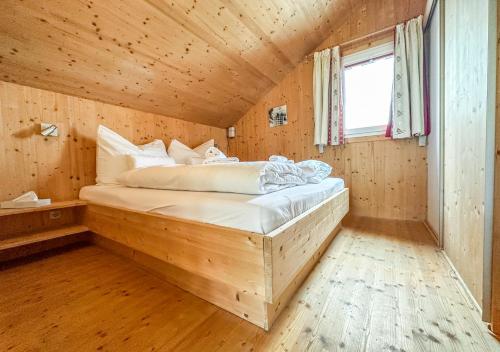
[228,0,427,221]
[0,81,227,202]
[442,0,491,308]
[491,0,500,337]
[0,0,356,128]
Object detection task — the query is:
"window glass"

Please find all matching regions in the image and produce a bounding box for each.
[343,52,394,137]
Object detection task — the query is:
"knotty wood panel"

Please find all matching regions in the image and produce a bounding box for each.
[228,0,427,221]
[0,208,76,239]
[491,0,500,337]
[0,0,363,128]
[84,204,266,298]
[82,189,348,330]
[84,203,269,328]
[0,81,227,202]
[265,189,349,302]
[1,218,498,351]
[442,0,492,308]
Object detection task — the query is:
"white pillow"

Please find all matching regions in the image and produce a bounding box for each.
[139,139,168,157]
[96,125,168,184]
[193,139,215,156]
[187,157,206,165]
[167,139,215,164]
[126,155,176,169]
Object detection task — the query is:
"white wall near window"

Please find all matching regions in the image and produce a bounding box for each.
[342,42,394,138]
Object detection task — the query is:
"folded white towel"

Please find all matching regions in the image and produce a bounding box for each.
[188,147,237,165]
[13,191,39,202]
[269,155,294,164]
[205,146,226,158]
[295,160,332,183]
[1,191,51,208]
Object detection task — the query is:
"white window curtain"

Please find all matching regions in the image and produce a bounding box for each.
[313,46,343,149]
[390,15,426,139]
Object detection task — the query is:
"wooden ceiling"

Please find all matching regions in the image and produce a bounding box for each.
[0,0,358,128]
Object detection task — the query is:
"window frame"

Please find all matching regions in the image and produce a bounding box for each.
[341,42,394,138]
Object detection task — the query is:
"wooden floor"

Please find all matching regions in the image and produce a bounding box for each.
[1,217,499,352]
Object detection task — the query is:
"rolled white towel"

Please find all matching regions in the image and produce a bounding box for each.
[269,155,294,164]
[295,160,332,183]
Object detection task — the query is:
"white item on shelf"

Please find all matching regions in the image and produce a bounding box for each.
[0,191,51,209]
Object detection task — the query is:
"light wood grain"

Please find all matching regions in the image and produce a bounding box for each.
[83,203,267,298]
[0,225,88,250]
[0,199,90,261]
[0,232,89,263]
[0,0,362,127]
[82,190,349,330]
[0,81,227,203]
[228,0,427,221]
[91,234,269,329]
[0,200,86,217]
[1,206,78,239]
[265,189,349,303]
[1,217,498,351]
[491,0,500,338]
[84,201,270,328]
[442,0,490,308]
[265,224,342,329]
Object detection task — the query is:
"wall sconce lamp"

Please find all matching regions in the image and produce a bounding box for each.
[227,126,235,138]
[40,123,58,137]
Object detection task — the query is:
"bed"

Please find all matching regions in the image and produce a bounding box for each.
[80,177,349,330]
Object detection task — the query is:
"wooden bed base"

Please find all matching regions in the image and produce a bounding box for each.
[82,188,349,330]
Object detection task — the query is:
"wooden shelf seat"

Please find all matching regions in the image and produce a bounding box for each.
[0,225,89,251]
[0,200,87,217]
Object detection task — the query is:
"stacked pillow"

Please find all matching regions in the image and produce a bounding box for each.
[96,125,221,184]
[167,139,214,164]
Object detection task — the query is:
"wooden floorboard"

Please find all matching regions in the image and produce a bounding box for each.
[0,217,498,351]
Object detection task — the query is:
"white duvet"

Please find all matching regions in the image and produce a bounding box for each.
[79,178,345,233]
[118,161,311,194]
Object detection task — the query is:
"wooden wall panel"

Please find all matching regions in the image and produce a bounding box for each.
[0,81,227,202]
[0,0,358,128]
[491,0,500,337]
[228,0,427,221]
[443,0,491,307]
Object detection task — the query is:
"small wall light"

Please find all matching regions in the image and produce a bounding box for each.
[227,126,235,138]
[41,123,58,137]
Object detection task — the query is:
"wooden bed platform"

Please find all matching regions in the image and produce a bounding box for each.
[82,188,349,330]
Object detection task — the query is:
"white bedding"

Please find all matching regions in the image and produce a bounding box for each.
[79,178,345,234]
[118,162,309,195]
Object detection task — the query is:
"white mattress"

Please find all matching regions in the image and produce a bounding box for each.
[79,178,345,234]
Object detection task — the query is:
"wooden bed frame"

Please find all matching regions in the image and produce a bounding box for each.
[82,188,349,330]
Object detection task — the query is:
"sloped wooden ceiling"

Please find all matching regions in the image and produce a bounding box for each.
[0,0,355,128]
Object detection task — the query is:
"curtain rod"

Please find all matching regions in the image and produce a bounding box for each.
[305,14,423,60]
[304,24,396,60]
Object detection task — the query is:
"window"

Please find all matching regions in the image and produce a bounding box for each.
[342,42,394,138]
